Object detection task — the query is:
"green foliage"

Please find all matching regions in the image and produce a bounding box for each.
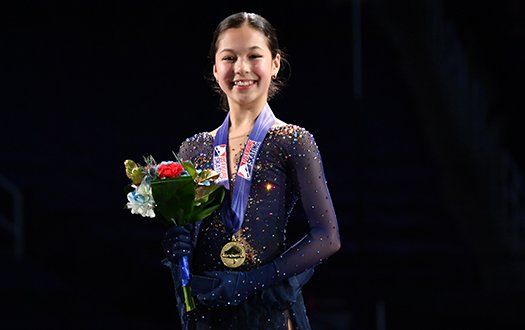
[151,175,226,227]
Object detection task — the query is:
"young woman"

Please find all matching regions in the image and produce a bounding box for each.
[162,11,340,329]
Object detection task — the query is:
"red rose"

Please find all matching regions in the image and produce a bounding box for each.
[157,162,184,179]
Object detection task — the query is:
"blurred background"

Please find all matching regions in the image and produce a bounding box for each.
[2,0,524,329]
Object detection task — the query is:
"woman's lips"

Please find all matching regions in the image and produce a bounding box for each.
[232,80,256,89]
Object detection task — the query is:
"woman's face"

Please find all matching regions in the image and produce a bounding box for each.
[213,24,280,109]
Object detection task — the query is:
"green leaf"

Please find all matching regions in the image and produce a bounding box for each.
[151,176,196,226]
[191,184,226,223]
[183,161,197,179]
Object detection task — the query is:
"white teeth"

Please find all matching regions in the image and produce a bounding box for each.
[234,80,254,86]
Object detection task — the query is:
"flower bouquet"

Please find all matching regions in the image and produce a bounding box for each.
[124,152,225,322]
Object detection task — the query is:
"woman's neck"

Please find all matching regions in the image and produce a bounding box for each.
[228,104,264,133]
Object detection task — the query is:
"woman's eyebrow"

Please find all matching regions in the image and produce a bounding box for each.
[218,46,264,54]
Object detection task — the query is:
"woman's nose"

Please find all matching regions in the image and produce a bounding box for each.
[234,58,249,74]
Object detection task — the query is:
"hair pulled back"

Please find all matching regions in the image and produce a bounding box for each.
[209,12,289,110]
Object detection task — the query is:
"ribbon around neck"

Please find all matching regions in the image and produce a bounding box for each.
[213,104,276,234]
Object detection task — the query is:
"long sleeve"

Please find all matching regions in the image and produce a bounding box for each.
[273,128,341,278]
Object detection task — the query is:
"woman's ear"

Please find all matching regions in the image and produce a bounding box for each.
[272,53,281,77]
[213,64,219,81]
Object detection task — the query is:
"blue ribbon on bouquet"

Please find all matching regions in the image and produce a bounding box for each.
[162,256,192,330]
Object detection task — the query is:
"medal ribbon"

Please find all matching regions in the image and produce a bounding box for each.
[213,103,276,234]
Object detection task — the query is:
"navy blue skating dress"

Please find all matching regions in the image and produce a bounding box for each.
[177,124,340,330]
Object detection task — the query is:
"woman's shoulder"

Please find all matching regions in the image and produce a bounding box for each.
[269,120,315,139]
[268,122,323,163]
[181,131,214,144]
[268,121,319,155]
[178,131,214,155]
[177,131,214,161]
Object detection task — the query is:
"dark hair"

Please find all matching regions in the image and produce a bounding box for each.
[208,12,290,110]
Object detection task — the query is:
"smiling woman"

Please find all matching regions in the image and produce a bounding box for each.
[208,12,288,112]
[159,12,341,330]
[212,26,280,111]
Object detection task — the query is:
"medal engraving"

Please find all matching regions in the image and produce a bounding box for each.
[220,241,246,268]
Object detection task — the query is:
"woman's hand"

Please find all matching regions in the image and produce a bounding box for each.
[195,262,278,306]
[161,224,194,262]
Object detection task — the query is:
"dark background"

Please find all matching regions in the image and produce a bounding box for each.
[2,1,525,329]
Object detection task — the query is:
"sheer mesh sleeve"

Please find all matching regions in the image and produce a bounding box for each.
[274,128,341,278]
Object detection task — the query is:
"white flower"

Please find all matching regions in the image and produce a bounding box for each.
[126,181,156,218]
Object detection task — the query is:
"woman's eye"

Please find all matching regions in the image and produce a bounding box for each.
[249,54,262,59]
[222,56,235,62]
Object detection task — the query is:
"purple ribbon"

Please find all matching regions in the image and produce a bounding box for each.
[213,104,276,234]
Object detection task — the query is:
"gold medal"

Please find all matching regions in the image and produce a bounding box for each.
[220,237,246,268]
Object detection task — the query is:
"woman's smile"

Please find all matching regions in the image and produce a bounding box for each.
[232,79,257,89]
